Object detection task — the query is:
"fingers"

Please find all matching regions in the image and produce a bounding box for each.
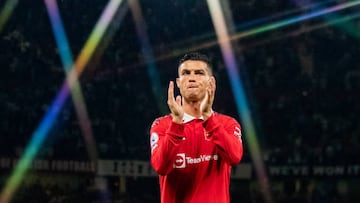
[167,81,177,113]
[200,90,209,112]
[176,95,182,106]
[201,78,215,119]
[208,77,216,103]
[209,77,216,93]
[209,86,214,104]
[168,81,174,104]
[168,81,183,123]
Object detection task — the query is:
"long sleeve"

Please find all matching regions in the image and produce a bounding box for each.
[150,113,242,203]
[150,116,185,175]
[203,114,243,165]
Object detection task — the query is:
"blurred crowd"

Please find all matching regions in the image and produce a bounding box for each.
[1,0,359,202]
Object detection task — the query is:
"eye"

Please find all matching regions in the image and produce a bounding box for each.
[195,70,205,75]
[181,70,190,75]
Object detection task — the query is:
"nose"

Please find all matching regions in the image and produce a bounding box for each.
[188,74,196,82]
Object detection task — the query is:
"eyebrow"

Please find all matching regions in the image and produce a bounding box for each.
[180,68,207,73]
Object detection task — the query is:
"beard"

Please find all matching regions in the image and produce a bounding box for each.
[182,90,206,102]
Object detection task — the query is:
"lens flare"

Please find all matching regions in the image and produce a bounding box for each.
[0,0,18,32]
[45,0,98,163]
[129,0,167,114]
[207,0,273,202]
[0,0,124,202]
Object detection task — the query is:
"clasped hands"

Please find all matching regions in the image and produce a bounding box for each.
[167,80,215,123]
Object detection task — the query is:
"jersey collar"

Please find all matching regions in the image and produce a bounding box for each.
[182,113,204,123]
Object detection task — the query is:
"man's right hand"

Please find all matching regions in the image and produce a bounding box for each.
[167,81,183,123]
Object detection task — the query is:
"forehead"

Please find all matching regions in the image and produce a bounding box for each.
[178,60,210,74]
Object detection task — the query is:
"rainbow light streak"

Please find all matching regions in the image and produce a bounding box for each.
[206,0,273,203]
[159,0,360,62]
[72,0,123,76]
[0,0,18,32]
[295,12,360,36]
[244,12,360,50]
[0,86,68,203]
[44,0,98,161]
[235,0,334,32]
[0,0,124,202]
[88,4,129,71]
[291,0,360,39]
[129,0,166,114]
[226,0,360,44]
[166,0,334,50]
[328,13,360,38]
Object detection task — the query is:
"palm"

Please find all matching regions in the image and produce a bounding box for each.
[201,79,215,119]
[167,81,183,123]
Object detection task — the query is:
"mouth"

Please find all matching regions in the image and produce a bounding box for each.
[187,86,198,89]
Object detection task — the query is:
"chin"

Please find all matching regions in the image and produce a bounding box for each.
[187,94,203,102]
[185,94,198,100]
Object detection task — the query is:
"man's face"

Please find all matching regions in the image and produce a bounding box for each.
[176,60,214,102]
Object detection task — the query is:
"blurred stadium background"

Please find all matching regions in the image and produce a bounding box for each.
[0,0,359,202]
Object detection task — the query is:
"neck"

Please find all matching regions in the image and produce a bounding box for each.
[183,100,202,118]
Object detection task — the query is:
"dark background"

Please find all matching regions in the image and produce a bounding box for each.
[1,0,359,202]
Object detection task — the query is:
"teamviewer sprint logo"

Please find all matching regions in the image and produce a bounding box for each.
[173,153,219,169]
[174,153,186,168]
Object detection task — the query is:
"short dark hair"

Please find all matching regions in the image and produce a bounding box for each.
[178,52,213,74]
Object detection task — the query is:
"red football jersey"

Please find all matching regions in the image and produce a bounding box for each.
[150,112,243,203]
